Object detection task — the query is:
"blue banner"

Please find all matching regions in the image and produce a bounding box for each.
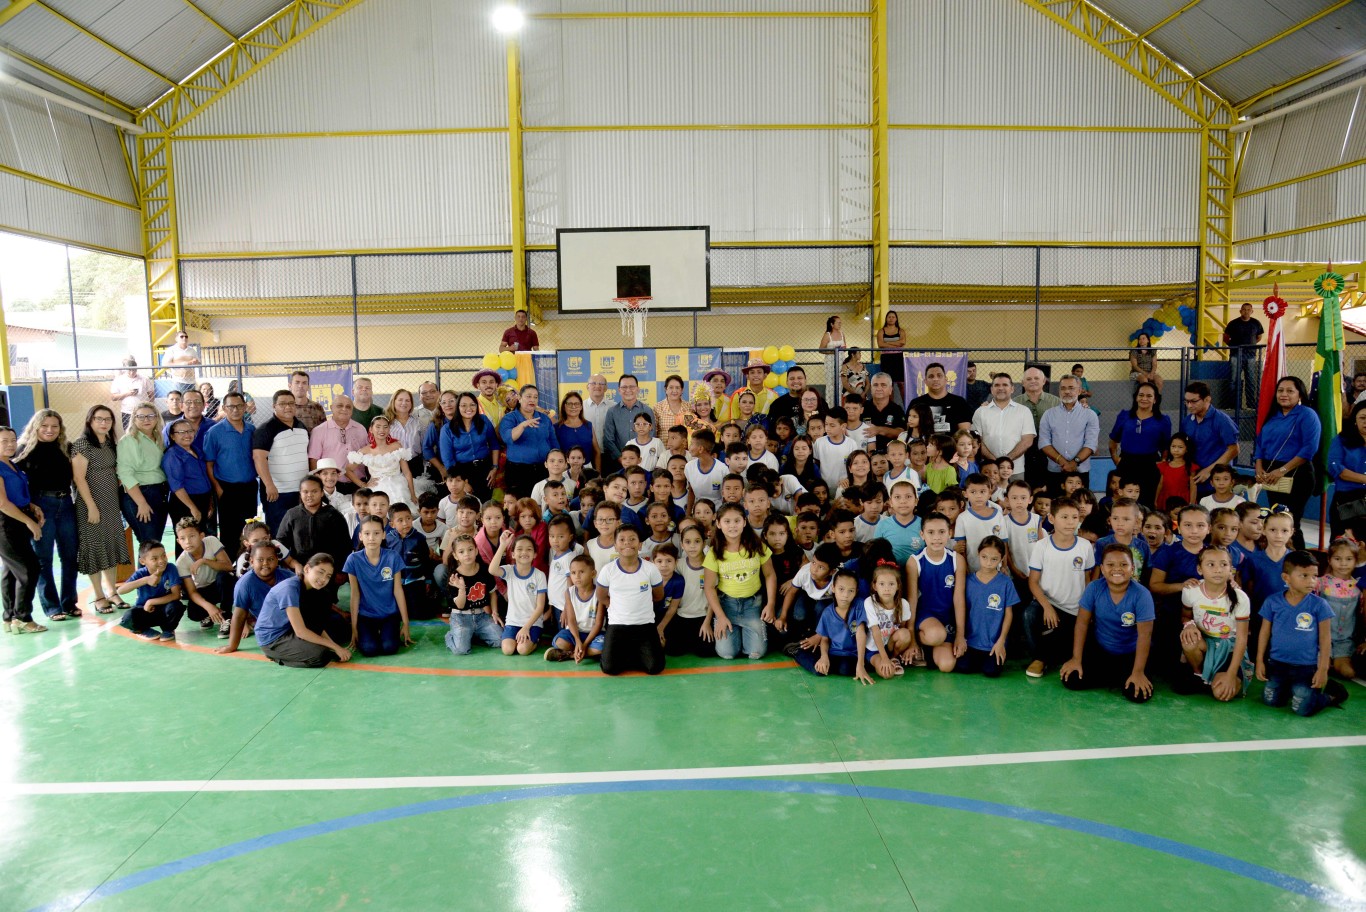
[902,351,969,399]
[305,367,353,413]
[557,347,722,403]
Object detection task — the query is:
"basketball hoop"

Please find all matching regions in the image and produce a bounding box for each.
[613,296,651,347]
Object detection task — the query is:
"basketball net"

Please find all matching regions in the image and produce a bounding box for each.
[613,296,651,347]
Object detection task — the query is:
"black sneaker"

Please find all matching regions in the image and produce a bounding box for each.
[1325,679,1349,709]
[136,629,159,640]
[217,620,232,638]
[199,617,215,629]
[159,630,177,641]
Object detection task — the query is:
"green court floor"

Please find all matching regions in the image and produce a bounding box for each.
[2,609,1364,912]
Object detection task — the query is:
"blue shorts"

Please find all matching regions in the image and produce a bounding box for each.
[552,628,605,651]
[502,624,543,642]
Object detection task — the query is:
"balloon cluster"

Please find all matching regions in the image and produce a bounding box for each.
[761,345,798,396]
[1130,300,1197,345]
[481,351,519,382]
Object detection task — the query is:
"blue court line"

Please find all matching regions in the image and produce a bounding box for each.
[30,779,1365,912]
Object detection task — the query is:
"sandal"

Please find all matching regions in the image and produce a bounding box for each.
[91,599,116,615]
[49,613,70,622]
[16,621,48,633]
[2,620,12,634]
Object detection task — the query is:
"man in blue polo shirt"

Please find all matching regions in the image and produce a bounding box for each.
[1180,381,1239,497]
[204,391,257,548]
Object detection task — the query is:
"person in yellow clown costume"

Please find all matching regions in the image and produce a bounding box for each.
[472,369,505,426]
[730,357,776,416]
[704,369,734,424]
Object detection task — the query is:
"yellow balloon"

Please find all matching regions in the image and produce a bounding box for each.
[773,372,787,385]
[499,351,517,370]
[779,345,796,361]
[763,373,779,389]
[762,346,779,364]
[482,352,500,369]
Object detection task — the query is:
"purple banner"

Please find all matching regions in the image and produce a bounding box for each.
[902,351,969,399]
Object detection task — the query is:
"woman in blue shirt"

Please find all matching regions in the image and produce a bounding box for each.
[555,391,597,472]
[1254,376,1321,547]
[0,425,46,633]
[1327,401,1366,539]
[1107,381,1170,507]
[162,418,213,551]
[499,385,559,499]
[440,392,500,502]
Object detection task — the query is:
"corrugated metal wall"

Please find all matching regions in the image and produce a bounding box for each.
[165,0,1208,256]
[175,134,510,254]
[887,0,1198,244]
[0,83,139,254]
[1235,85,1366,263]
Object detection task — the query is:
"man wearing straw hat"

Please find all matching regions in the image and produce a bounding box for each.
[730,357,776,416]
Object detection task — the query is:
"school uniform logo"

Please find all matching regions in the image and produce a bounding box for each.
[1027,529,1040,543]
[987,594,1002,611]
[943,574,954,588]
[638,582,650,592]
[991,524,1002,535]
[381,567,394,582]
[1295,612,1313,630]
[525,581,537,596]
[1120,612,1135,627]
[1072,556,1084,569]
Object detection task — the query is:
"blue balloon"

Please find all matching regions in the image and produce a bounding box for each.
[498,368,511,380]
[775,386,788,397]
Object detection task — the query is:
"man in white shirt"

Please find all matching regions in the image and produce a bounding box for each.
[581,374,613,467]
[971,372,1036,467]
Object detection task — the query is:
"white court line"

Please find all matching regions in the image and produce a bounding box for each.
[0,621,113,681]
[6,735,1365,796]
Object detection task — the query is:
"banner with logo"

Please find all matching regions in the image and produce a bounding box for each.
[300,366,353,413]
[557,348,723,403]
[902,351,968,399]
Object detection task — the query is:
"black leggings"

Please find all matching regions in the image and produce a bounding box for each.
[0,515,39,623]
[1061,636,1152,703]
[601,622,666,675]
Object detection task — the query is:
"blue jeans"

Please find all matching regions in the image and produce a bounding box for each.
[120,482,168,546]
[1261,659,1329,717]
[261,489,299,538]
[445,611,503,654]
[1230,347,1260,410]
[715,592,767,660]
[33,493,77,617]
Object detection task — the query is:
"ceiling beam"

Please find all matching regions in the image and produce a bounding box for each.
[1236,49,1366,112]
[34,1,176,86]
[1197,0,1355,81]
[0,0,39,28]
[0,45,137,114]
[1136,0,1204,40]
[180,0,238,45]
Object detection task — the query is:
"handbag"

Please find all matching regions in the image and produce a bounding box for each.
[1260,430,1296,494]
[1337,494,1366,522]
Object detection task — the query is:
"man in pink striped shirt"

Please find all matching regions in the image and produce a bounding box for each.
[308,395,369,493]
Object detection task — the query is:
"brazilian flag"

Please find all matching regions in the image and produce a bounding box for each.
[1315,272,1346,489]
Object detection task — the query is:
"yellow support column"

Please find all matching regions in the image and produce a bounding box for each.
[505,35,529,318]
[0,280,11,385]
[869,0,889,328]
[1199,124,1235,350]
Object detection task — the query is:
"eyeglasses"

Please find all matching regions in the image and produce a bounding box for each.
[135,413,157,420]
[1183,397,1201,405]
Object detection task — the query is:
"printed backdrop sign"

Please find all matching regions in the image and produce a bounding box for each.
[301,366,353,413]
[558,348,722,404]
[902,351,969,400]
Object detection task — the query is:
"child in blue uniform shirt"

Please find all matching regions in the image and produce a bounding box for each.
[386,503,435,619]
[792,569,874,685]
[217,540,294,655]
[116,541,184,640]
[958,536,1017,677]
[1061,544,1156,703]
[1255,550,1348,716]
[343,516,412,657]
[909,512,968,673]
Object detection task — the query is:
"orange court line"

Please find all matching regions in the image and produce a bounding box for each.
[104,621,796,678]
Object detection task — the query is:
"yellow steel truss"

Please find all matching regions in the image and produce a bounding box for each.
[1196,0,1356,82]
[505,33,528,320]
[134,0,367,357]
[0,0,39,28]
[1020,0,1234,351]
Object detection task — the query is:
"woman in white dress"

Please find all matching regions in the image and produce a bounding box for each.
[347,415,417,509]
[384,388,433,499]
